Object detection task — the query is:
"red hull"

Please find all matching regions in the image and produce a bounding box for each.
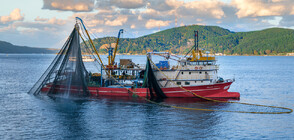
[88,82,239,99]
[41,82,240,99]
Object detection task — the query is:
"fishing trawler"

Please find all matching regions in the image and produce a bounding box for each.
[31,17,240,99]
[85,31,240,99]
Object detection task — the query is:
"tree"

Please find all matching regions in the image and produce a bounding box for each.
[265,49,271,54]
[254,50,259,55]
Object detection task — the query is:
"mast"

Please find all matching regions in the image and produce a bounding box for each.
[194,30,198,51]
[111,29,123,65]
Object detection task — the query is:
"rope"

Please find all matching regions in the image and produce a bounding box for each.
[146,56,292,114]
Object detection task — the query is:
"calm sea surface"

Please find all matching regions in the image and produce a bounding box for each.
[0,54,293,139]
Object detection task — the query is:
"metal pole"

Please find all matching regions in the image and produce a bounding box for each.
[100,65,103,87]
[194,30,198,51]
[136,70,138,88]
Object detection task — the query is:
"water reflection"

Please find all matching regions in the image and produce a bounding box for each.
[36,95,227,139]
[41,96,90,139]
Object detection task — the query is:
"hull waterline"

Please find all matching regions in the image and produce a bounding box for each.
[41,82,240,99]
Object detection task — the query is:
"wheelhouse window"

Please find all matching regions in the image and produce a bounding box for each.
[181,62,186,66]
[191,62,197,65]
[185,82,190,85]
[177,82,181,85]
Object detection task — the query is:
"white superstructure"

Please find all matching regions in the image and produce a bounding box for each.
[153,54,220,87]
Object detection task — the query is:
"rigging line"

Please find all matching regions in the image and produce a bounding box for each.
[81,36,103,70]
[78,29,106,74]
[79,28,102,65]
[78,23,108,64]
[184,47,194,57]
[123,30,136,39]
[81,42,102,72]
[81,32,108,64]
[76,28,112,78]
[83,21,104,42]
[76,21,105,67]
[146,56,293,114]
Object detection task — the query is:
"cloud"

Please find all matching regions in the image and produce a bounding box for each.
[130,24,136,29]
[105,16,128,26]
[43,0,95,12]
[96,0,147,9]
[34,16,68,25]
[48,17,67,25]
[35,16,48,22]
[146,0,182,12]
[3,0,294,49]
[0,24,15,32]
[0,8,24,24]
[90,28,104,33]
[231,0,294,18]
[145,19,171,29]
[177,0,225,19]
[0,19,73,48]
[111,0,146,9]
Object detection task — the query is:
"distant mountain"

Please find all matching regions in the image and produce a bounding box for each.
[90,25,294,55]
[0,41,57,54]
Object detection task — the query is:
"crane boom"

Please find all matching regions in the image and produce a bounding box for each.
[111,29,123,65]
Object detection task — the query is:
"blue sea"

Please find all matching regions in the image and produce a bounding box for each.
[0,54,293,139]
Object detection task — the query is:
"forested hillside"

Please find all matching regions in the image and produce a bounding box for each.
[91,25,294,55]
[0,41,57,54]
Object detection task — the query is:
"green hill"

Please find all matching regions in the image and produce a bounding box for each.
[0,41,57,54]
[91,25,294,55]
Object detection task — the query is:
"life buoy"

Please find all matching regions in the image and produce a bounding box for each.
[195,66,198,70]
[199,67,203,70]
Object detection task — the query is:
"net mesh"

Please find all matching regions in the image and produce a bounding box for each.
[29,25,89,96]
[143,58,167,99]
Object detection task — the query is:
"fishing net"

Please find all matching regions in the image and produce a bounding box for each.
[29,25,89,96]
[143,58,167,99]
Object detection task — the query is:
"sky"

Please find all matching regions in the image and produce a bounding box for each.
[0,0,294,48]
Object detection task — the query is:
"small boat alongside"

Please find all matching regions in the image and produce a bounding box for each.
[82,55,95,62]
